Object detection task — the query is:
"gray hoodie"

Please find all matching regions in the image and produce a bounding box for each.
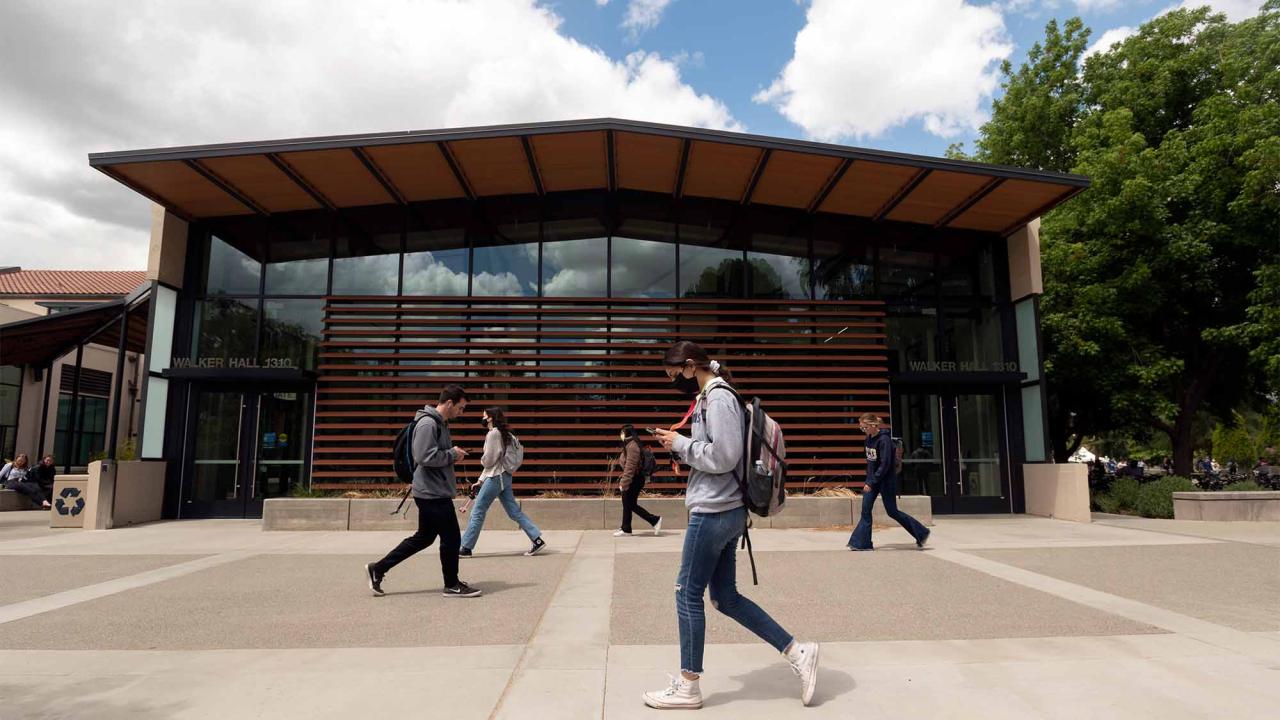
[670,377,745,514]
[411,406,457,500]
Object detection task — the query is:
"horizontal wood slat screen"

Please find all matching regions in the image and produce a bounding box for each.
[313,296,888,492]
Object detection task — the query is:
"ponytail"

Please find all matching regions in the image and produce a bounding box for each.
[663,340,738,387]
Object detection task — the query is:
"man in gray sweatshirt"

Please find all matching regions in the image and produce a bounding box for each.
[366,385,482,598]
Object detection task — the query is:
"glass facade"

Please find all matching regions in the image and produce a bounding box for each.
[54,394,107,467]
[0,365,20,461]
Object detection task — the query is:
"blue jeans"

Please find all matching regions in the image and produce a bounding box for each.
[848,475,927,549]
[460,473,541,550]
[677,507,793,674]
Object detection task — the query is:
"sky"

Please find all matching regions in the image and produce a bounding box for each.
[0,0,1267,271]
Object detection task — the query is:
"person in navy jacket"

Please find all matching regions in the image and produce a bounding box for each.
[848,412,930,551]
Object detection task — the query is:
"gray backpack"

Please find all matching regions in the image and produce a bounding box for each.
[502,435,525,472]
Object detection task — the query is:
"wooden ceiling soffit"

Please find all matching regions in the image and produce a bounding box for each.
[530,131,608,193]
[109,161,249,218]
[200,154,323,213]
[447,136,536,197]
[884,170,990,225]
[750,150,843,209]
[681,141,763,202]
[276,149,394,208]
[816,161,920,217]
[949,179,1073,232]
[362,143,465,202]
[614,131,681,193]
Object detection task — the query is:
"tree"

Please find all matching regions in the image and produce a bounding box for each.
[967,6,1280,471]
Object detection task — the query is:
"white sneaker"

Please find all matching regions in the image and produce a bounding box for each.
[613,529,632,537]
[643,673,703,709]
[786,641,820,706]
[653,516,663,536]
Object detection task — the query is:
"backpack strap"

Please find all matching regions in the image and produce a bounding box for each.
[740,519,759,586]
[389,416,445,516]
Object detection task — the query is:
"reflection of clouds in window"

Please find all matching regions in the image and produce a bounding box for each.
[611,237,676,297]
[543,238,606,297]
[472,271,524,296]
[333,254,399,295]
[403,251,470,296]
[265,257,329,295]
[207,236,261,294]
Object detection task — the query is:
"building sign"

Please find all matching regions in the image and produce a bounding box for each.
[171,357,298,369]
[907,361,1020,372]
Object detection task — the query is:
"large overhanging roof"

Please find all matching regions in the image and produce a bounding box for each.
[89,118,1088,235]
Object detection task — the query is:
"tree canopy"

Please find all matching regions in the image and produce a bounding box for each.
[963,3,1280,474]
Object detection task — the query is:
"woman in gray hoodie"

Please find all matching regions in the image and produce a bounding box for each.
[646,341,819,710]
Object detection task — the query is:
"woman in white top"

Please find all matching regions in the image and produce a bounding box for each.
[1,453,51,509]
[458,407,545,557]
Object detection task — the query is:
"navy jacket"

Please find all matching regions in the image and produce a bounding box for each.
[863,428,896,488]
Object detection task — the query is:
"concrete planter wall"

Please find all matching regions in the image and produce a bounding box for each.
[264,495,932,531]
[1173,491,1280,521]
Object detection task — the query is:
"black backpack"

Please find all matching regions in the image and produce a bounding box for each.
[639,443,658,479]
[392,417,419,484]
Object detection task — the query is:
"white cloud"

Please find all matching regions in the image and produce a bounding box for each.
[0,0,737,271]
[623,0,675,38]
[1074,0,1125,10]
[1084,25,1138,58]
[754,0,1013,141]
[1168,0,1266,20]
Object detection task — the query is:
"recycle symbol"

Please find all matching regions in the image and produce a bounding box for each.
[55,486,85,516]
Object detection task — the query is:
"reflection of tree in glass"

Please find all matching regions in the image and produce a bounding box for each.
[684,258,746,298]
[198,299,256,359]
[261,313,318,369]
[746,257,789,299]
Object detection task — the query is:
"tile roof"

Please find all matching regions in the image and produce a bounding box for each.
[0,270,147,297]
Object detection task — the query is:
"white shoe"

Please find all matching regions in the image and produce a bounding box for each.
[613,529,632,537]
[653,516,663,536]
[643,673,703,709]
[786,641,820,706]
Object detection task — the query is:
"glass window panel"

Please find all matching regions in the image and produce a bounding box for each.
[1015,299,1040,381]
[812,237,873,300]
[148,285,177,373]
[893,392,944,496]
[879,248,935,300]
[193,298,259,365]
[202,232,262,295]
[939,253,979,298]
[885,311,938,372]
[957,394,1004,498]
[472,233,539,297]
[943,306,1003,369]
[332,208,402,295]
[140,377,168,458]
[542,237,607,297]
[678,202,746,299]
[1022,384,1047,462]
[747,232,810,300]
[265,213,330,295]
[403,228,468,296]
[261,299,324,371]
[611,237,676,298]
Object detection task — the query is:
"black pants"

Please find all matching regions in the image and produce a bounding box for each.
[620,477,660,533]
[373,497,460,588]
[6,481,48,508]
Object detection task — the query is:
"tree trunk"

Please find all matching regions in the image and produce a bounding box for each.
[1171,415,1195,477]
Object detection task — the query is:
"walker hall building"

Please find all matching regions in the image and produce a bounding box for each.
[18,119,1088,519]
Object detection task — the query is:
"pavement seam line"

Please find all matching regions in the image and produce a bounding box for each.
[0,551,257,625]
[930,548,1280,664]
[487,531,586,720]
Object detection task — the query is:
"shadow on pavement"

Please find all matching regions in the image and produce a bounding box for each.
[378,580,537,597]
[3,677,188,720]
[707,662,857,707]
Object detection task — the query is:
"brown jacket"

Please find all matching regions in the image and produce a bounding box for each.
[615,441,642,491]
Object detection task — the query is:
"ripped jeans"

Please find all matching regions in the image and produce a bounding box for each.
[676,506,793,674]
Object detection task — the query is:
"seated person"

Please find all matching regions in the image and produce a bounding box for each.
[32,455,56,492]
[1,454,52,509]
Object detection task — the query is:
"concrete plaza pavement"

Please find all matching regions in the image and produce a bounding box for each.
[0,511,1277,719]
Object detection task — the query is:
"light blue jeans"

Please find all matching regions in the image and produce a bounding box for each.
[677,507,793,674]
[460,472,541,550]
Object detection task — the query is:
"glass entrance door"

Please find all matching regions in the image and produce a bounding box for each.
[893,390,1010,514]
[183,386,312,518]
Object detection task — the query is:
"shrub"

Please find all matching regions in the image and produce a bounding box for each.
[1133,476,1198,519]
[1222,479,1263,492]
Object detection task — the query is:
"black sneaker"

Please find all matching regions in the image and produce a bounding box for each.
[365,563,385,596]
[443,581,482,598]
[525,537,546,556]
[458,547,472,558]
[916,528,931,549]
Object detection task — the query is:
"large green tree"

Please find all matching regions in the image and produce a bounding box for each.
[968,5,1280,472]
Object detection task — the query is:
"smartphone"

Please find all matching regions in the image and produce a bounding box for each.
[645,427,659,434]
